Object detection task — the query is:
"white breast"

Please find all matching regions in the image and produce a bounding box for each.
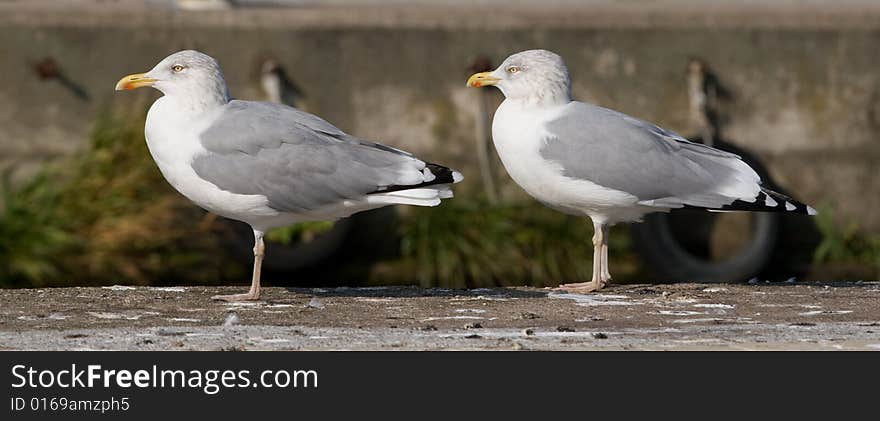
[145,98,284,229]
[491,100,644,223]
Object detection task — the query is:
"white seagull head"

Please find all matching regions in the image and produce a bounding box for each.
[467,49,571,105]
[115,50,230,108]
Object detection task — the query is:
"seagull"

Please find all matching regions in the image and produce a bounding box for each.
[260,58,306,109]
[467,49,815,293]
[116,50,462,301]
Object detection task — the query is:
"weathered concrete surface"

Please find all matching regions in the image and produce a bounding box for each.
[1,282,878,350]
[1,3,879,230]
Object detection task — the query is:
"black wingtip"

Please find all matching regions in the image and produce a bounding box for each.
[368,162,462,195]
[424,163,461,185]
[693,188,816,215]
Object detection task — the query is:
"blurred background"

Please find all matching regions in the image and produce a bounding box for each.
[1,0,878,289]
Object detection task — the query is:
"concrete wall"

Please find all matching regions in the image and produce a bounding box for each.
[1,5,878,230]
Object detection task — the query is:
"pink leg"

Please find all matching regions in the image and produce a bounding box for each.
[557,219,609,293]
[213,229,264,302]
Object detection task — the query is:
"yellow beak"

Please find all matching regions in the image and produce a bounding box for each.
[466,72,500,88]
[115,73,156,91]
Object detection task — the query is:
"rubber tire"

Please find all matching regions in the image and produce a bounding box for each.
[630,210,780,282]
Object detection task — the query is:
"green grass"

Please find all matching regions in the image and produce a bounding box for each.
[266,221,335,245]
[0,111,243,287]
[813,203,880,277]
[0,170,72,285]
[397,197,634,288]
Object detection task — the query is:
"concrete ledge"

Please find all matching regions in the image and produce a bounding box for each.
[2,282,878,350]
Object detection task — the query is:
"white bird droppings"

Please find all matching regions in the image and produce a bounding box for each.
[102,285,136,291]
[87,312,141,320]
[420,316,485,322]
[798,310,853,316]
[655,310,706,316]
[223,312,241,327]
[693,303,735,309]
[150,287,186,292]
[671,318,726,324]
[548,292,634,306]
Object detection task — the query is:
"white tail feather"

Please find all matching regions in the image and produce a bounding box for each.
[367,186,455,207]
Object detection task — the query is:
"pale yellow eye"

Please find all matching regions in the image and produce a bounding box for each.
[507,66,520,73]
[172,65,184,73]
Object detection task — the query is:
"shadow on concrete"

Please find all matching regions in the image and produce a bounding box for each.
[284,285,548,299]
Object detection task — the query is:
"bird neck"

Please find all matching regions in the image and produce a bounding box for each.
[506,91,572,109]
[164,93,227,117]
[504,82,572,108]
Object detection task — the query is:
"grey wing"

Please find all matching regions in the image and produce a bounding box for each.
[192,101,437,213]
[540,102,761,208]
[199,100,415,157]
